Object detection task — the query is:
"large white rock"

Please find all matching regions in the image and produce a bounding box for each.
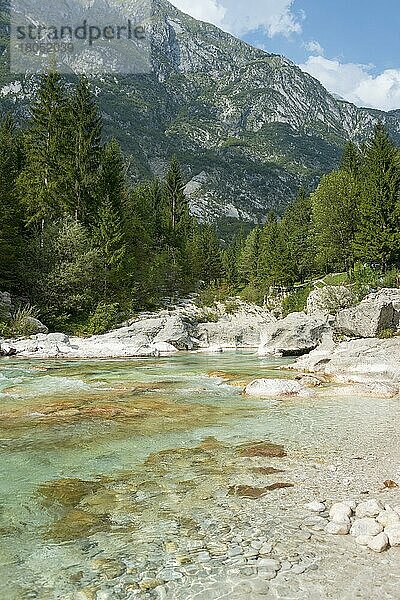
[196,304,275,349]
[329,502,353,521]
[291,336,400,385]
[385,525,400,547]
[244,378,314,398]
[350,518,383,538]
[376,510,400,528]
[259,312,329,357]
[307,285,355,317]
[368,532,389,553]
[325,521,350,535]
[335,288,400,338]
[355,499,383,519]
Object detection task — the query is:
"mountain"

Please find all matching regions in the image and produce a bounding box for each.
[1,0,400,229]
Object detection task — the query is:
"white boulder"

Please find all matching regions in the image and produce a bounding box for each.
[335,288,400,338]
[258,312,329,357]
[368,533,389,553]
[350,518,383,538]
[385,525,400,547]
[307,285,355,317]
[376,510,400,528]
[355,499,383,519]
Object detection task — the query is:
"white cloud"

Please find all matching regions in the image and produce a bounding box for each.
[171,0,302,37]
[305,40,324,56]
[299,55,400,111]
[170,0,226,27]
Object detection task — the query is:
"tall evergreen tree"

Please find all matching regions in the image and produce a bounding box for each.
[18,72,69,228]
[280,189,314,283]
[68,77,103,223]
[354,122,400,269]
[0,114,24,291]
[312,170,359,272]
[164,157,190,242]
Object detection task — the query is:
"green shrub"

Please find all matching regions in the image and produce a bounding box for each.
[239,284,265,306]
[0,305,40,337]
[224,299,241,315]
[86,302,121,335]
[282,285,313,317]
[378,328,395,339]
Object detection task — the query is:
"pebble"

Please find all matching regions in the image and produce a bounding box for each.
[228,547,243,558]
[305,501,326,513]
[258,542,273,555]
[291,564,307,574]
[197,552,211,562]
[329,502,352,521]
[157,569,183,582]
[257,558,281,571]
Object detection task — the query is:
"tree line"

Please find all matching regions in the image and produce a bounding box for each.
[0,72,223,332]
[1,71,399,332]
[232,121,400,303]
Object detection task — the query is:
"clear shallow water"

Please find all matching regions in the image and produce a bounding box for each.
[0,351,398,599]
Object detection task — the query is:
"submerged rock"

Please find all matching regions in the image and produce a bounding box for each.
[237,441,286,458]
[244,378,314,398]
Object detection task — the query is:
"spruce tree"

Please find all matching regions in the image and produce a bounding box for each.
[280,189,314,283]
[18,71,69,228]
[354,122,400,269]
[0,114,24,291]
[312,170,358,272]
[164,156,190,243]
[68,76,103,223]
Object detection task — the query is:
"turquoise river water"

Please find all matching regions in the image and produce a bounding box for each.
[0,351,399,599]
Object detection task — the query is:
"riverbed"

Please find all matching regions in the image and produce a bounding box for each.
[1,351,400,599]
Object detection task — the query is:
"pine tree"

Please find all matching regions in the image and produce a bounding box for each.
[68,76,103,223]
[354,122,400,269]
[280,189,314,283]
[164,156,190,243]
[239,226,261,285]
[96,198,127,296]
[18,71,69,229]
[341,141,361,177]
[196,224,223,285]
[0,114,24,291]
[257,213,287,287]
[312,170,358,272]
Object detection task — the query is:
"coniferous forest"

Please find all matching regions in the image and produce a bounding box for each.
[1,72,400,334]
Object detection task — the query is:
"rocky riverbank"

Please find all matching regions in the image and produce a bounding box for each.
[3,287,400,394]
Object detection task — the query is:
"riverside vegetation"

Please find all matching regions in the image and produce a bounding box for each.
[1,72,400,337]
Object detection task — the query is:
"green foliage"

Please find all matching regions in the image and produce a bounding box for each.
[350,262,380,300]
[0,305,40,337]
[378,328,395,340]
[281,285,313,317]
[86,302,121,335]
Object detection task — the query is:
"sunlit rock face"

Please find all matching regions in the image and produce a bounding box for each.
[2,0,400,226]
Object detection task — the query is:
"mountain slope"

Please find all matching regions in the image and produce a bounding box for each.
[1,0,400,226]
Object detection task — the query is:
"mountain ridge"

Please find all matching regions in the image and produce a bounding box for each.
[1,0,400,226]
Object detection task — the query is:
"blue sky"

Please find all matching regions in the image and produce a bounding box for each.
[171,0,400,111]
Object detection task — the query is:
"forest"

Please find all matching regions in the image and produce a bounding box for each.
[1,72,400,334]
